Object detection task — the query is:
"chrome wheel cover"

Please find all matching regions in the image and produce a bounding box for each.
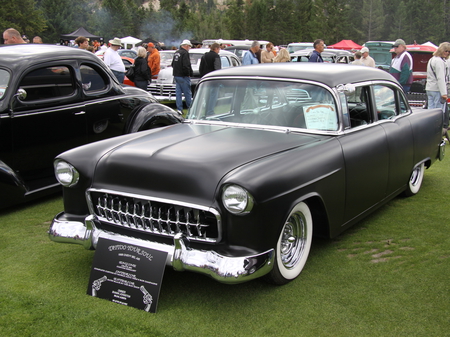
[280,211,308,269]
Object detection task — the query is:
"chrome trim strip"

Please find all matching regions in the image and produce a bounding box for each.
[49,213,274,284]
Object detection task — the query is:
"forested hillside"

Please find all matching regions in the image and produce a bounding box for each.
[2,0,449,46]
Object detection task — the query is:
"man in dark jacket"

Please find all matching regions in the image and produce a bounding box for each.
[199,43,222,115]
[309,39,325,63]
[171,39,194,114]
[199,43,221,77]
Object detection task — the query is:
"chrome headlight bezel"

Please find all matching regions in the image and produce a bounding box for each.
[222,184,254,215]
[54,159,79,187]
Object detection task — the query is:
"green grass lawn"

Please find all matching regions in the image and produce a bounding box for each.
[1,154,449,336]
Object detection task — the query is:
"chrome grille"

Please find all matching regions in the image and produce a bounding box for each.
[89,190,220,242]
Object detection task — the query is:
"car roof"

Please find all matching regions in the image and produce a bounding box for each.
[201,62,397,87]
[0,44,101,64]
[225,45,250,50]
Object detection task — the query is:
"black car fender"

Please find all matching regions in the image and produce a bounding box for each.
[125,102,183,133]
[0,160,29,208]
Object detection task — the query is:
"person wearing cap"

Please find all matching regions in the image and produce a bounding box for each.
[146,43,161,79]
[389,39,413,92]
[3,28,26,44]
[360,47,375,67]
[425,42,450,111]
[104,37,126,83]
[171,39,194,114]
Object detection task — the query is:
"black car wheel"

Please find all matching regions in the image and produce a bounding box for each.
[266,202,313,285]
[404,163,425,196]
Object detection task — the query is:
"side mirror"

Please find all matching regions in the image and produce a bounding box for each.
[9,88,27,115]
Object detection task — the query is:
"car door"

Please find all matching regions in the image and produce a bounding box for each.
[338,85,390,223]
[78,62,127,144]
[10,62,87,190]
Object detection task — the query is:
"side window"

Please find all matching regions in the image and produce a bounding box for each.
[0,69,10,100]
[373,85,397,120]
[19,66,75,101]
[80,65,107,92]
[346,86,372,127]
[398,91,409,114]
[221,56,231,68]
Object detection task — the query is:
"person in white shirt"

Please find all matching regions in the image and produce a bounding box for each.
[104,37,126,83]
[360,47,375,67]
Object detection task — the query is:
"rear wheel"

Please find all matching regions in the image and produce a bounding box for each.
[404,163,424,197]
[266,202,313,285]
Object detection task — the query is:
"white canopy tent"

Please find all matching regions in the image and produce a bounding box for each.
[120,36,142,49]
[422,41,438,49]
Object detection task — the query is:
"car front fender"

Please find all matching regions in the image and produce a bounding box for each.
[125,102,183,133]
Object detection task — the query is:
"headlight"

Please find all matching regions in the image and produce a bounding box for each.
[222,184,254,214]
[54,160,79,187]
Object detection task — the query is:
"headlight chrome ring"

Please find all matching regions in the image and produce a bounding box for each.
[54,159,79,187]
[222,184,254,215]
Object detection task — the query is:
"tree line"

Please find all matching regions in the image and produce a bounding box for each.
[2,0,449,47]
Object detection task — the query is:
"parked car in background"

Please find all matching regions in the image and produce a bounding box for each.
[95,49,137,59]
[0,44,182,209]
[287,42,314,53]
[202,39,269,49]
[49,63,444,285]
[224,45,250,62]
[290,49,354,63]
[148,49,241,101]
[363,41,395,71]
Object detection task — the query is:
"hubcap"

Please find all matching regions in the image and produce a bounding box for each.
[280,212,307,269]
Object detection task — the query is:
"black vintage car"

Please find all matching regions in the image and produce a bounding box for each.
[49,63,445,285]
[0,44,181,209]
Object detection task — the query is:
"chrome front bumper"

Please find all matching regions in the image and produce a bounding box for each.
[49,212,274,284]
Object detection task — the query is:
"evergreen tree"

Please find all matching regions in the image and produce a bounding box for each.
[362,0,385,41]
[1,0,46,39]
[225,0,247,39]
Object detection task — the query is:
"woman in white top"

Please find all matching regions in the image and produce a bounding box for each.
[425,42,450,110]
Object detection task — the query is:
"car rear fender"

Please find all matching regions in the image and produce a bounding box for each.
[125,102,183,133]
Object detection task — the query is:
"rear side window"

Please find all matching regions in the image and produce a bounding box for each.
[80,65,107,92]
[0,69,10,100]
[19,66,75,101]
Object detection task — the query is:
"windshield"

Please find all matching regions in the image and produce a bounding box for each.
[188,79,339,131]
[0,69,10,100]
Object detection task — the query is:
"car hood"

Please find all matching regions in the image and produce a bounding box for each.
[92,123,324,205]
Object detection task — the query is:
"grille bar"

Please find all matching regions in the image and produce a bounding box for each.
[89,190,220,243]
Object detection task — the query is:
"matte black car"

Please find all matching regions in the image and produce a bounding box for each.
[290,49,355,63]
[0,44,181,209]
[49,63,445,285]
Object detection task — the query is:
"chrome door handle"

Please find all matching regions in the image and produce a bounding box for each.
[74,111,86,115]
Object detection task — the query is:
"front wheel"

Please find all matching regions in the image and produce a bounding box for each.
[265,202,313,285]
[403,163,425,197]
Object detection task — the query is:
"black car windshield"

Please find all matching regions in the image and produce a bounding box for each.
[188,79,339,131]
[0,69,10,100]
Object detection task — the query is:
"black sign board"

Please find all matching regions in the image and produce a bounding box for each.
[87,238,168,313]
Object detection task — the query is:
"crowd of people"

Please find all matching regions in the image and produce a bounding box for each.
[3,27,450,122]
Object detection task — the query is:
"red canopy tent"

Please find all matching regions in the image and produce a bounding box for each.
[327,40,363,50]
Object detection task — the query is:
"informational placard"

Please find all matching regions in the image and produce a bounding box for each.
[303,104,338,131]
[87,238,168,313]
